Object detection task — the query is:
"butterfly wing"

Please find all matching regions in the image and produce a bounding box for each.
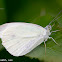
[1,22,46,56]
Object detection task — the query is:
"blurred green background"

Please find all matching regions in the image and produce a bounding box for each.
[0,0,62,62]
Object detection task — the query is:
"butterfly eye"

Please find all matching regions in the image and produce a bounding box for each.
[48,25,51,30]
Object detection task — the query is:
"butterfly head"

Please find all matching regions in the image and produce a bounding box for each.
[45,25,52,35]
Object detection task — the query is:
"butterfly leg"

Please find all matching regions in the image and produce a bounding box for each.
[44,41,46,56]
[51,30,60,33]
[49,37,60,46]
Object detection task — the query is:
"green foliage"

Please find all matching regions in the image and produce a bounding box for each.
[0,0,62,62]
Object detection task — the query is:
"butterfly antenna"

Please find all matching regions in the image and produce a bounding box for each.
[55,15,62,20]
[51,14,62,28]
[49,10,62,25]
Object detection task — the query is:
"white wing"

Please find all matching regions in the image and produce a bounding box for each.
[0,22,46,56]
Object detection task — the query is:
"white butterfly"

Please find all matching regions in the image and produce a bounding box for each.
[0,11,61,56]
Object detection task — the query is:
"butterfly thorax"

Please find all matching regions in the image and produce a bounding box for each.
[44,25,52,41]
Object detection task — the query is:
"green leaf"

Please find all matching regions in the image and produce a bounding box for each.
[25,16,62,62]
[0,0,62,62]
